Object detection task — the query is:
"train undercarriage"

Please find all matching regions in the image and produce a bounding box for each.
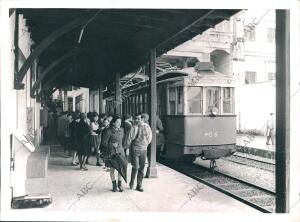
[157,142,236,170]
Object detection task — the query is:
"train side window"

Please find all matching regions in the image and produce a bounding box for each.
[223,87,234,114]
[187,87,202,114]
[130,95,134,115]
[169,88,176,115]
[177,87,183,114]
[139,93,143,113]
[205,87,220,114]
[168,86,184,115]
[144,92,148,113]
[131,95,134,115]
[135,94,139,114]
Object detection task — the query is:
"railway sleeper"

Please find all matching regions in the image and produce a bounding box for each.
[244,196,275,207]
[231,189,267,197]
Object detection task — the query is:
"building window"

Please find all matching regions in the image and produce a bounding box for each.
[245,71,257,84]
[187,87,202,114]
[267,28,275,42]
[244,28,255,41]
[268,72,275,80]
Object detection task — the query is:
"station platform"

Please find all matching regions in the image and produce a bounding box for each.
[21,145,258,214]
[236,134,275,151]
[236,134,275,161]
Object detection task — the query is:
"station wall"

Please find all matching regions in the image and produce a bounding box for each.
[238,81,275,133]
[52,87,90,113]
[1,11,43,210]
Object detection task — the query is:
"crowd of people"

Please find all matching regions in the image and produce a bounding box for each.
[54,110,159,192]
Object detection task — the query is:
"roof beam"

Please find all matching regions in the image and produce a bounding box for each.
[26,15,166,31]
[209,10,232,20]
[106,10,170,23]
[16,16,90,88]
[82,32,153,45]
[30,50,79,97]
[43,64,73,88]
[156,10,216,49]
[84,25,160,38]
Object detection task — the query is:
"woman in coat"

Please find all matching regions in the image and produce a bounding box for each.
[70,112,80,166]
[77,113,90,170]
[101,115,126,192]
[89,112,102,166]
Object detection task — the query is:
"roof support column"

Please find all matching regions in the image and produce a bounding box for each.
[275,9,290,213]
[63,90,68,112]
[99,84,104,114]
[13,10,23,89]
[15,17,88,88]
[146,48,158,178]
[115,73,122,115]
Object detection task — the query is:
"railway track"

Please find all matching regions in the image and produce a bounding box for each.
[222,153,275,172]
[159,157,276,213]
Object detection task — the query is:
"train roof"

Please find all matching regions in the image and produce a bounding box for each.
[158,67,234,80]
[105,66,235,98]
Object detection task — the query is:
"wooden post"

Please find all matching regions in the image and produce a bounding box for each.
[146,48,158,178]
[30,51,77,97]
[16,18,89,84]
[99,84,104,114]
[275,10,290,213]
[115,73,121,115]
[13,10,23,89]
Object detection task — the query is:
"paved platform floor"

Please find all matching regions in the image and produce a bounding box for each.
[20,146,259,214]
[236,134,275,151]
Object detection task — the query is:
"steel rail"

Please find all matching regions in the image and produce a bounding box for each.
[158,157,275,213]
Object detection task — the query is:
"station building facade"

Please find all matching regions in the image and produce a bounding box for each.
[164,9,276,134]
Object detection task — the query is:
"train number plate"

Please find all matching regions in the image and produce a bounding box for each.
[204,131,218,138]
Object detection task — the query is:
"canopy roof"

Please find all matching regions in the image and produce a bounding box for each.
[18,9,240,90]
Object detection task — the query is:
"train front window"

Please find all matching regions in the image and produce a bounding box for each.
[223,87,234,114]
[187,87,202,114]
[205,87,220,114]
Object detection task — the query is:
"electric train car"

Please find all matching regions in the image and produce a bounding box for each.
[104,62,236,167]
